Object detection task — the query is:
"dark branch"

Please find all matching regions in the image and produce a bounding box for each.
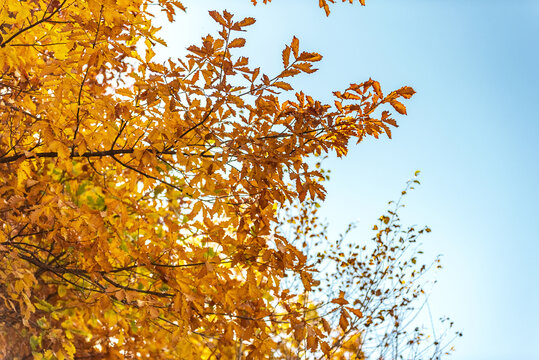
[0,148,176,164]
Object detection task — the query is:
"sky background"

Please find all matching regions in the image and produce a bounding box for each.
[158,1,539,359]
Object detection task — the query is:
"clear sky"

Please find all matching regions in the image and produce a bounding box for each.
[159,1,539,359]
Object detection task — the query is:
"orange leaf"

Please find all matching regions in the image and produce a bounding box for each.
[282,46,291,68]
[291,36,299,58]
[320,341,331,356]
[390,100,407,115]
[321,318,331,334]
[331,297,349,305]
[223,10,233,22]
[372,80,382,96]
[237,17,256,27]
[228,38,246,48]
[208,10,226,26]
[293,62,317,73]
[346,307,363,319]
[341,92,361,100]
[397,86,416,99]
[335,100,343,113]
[280,68,301,78]
[307,334,318,350]
[296,52,323,62]
[339,311,349,331]
[273,81,293,91]
[319,0,331,16]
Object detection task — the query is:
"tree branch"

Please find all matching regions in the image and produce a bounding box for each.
[0,148,175,164]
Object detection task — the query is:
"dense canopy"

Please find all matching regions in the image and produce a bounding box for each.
[0,0,429,359]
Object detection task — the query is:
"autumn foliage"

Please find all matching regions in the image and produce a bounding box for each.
[0,0,457,359]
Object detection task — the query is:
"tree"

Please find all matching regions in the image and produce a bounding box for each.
[0,0,435,359]
[274,173,461,359]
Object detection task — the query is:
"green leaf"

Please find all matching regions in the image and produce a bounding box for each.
[29,335,40,350]
[76,181,88,197]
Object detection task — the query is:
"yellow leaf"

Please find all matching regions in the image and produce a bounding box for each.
[57,350,66,360]
[62,341,76,357]
[58,285,67,298]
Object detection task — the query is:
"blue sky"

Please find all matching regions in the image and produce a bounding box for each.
[160,1,539,359]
